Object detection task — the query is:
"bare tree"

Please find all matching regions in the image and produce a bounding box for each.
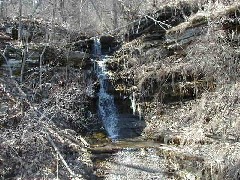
[0,0,4,18]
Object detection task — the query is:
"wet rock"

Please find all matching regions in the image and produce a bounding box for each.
[114,114,146,139]
[67,51,91,68]
[100,36,120,54]
[73,38,93,53]
[127,3,198,42]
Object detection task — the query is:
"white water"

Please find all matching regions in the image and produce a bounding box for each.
[93,38,119,139]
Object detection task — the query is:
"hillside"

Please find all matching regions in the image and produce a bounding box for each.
[0,0,240,179]
[104,1,240,179]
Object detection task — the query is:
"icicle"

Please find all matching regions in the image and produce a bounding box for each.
[93,60,96,73]
[137,103,142,120]
[124,57,126,69]
[136,20,141,34]
[171,72,175,93]
[131,92,136,115]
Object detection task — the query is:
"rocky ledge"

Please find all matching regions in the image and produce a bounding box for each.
[104,2,240,179]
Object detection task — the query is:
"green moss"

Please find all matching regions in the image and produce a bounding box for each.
[13,69,21,76]
[87,131,110,145]
[93,132,107,140]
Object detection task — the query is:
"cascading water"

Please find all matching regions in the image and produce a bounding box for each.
[93,37,119,139]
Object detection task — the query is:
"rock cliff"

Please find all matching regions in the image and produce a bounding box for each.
[105,2,240,179]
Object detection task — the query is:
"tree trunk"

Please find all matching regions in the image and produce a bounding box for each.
[51,0,57,44]
[113,0,118,30]
[18,0,22,43]
[0,0,4,18]
[39,45,47,88]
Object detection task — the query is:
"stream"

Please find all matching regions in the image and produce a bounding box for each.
[91,38,168,179]
[94,37,119,139]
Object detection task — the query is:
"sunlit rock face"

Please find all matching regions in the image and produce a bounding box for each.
[105,2,240,144]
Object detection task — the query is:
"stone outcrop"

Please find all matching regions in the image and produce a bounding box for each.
[100,2,240,179]
[109,3,240,107]
[100,36,120,54]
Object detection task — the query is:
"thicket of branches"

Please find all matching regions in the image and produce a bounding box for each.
[0,65,98,178]
[0,0,104,178]
[0,0,154,35]
[0,0,240,179]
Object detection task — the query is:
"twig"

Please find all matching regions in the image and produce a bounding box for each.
[9,78,90,147]
[46,133,82,179]
[57,153,59,180]
[145,15,172,31]
[0,46,13,77]
[39,44,47,88]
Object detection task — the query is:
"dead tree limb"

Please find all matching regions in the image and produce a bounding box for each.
[46,133,83,179]
[0,46,13,77]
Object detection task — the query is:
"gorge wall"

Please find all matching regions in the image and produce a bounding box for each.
[97,2,240,179]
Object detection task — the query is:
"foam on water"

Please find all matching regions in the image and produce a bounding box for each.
[93,38,119,139]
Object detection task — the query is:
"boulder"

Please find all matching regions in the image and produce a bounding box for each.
[67,51,92,69]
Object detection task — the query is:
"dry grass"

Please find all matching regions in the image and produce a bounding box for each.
[0,68,94,179]
[108,1,240,179]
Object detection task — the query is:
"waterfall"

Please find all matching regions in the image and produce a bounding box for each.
[93,37,119,139]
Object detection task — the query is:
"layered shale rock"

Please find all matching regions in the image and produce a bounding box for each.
[102,2,240,179]
[108,2,240,112]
